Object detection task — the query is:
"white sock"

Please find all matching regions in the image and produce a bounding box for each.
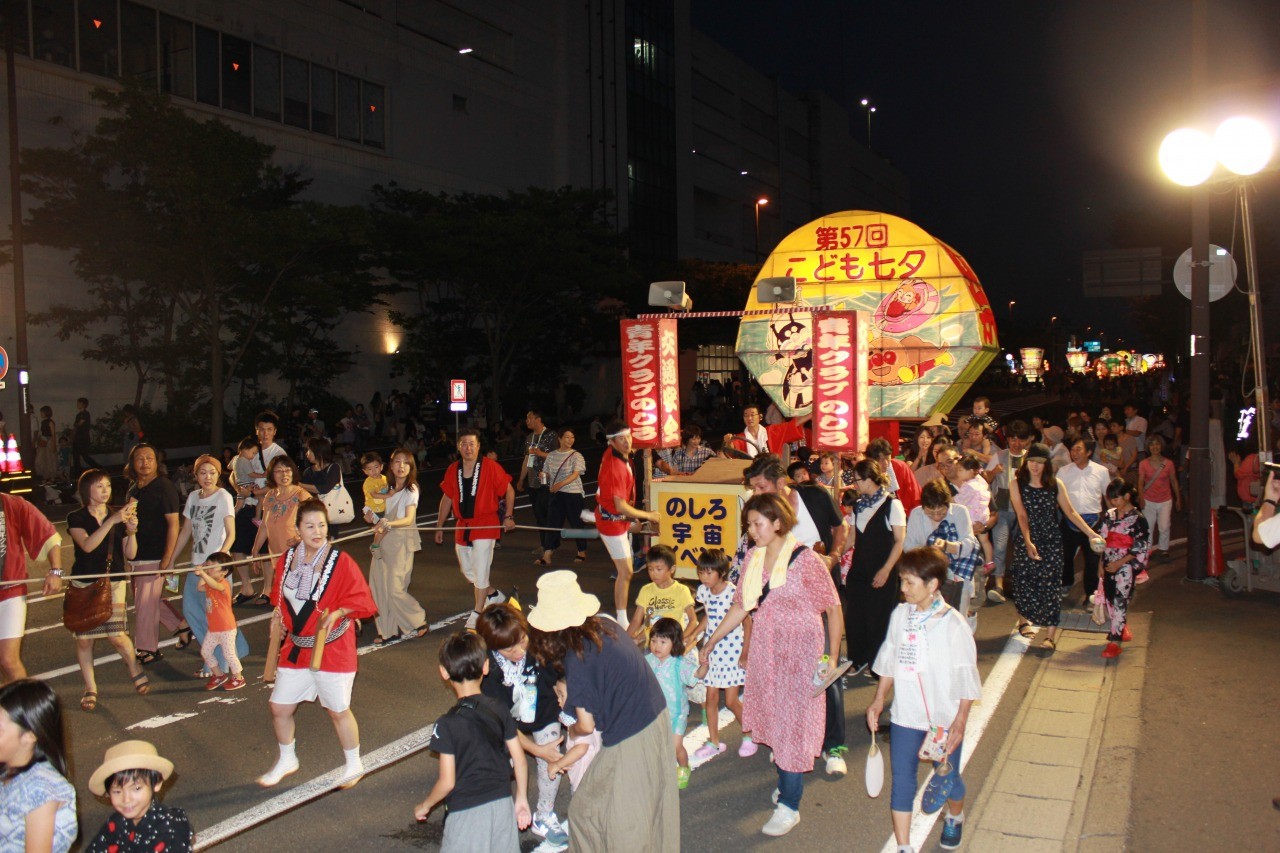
[947,810,964,823]
[279,740,297,762]
[616,609,628,624]
[343,746,362,768]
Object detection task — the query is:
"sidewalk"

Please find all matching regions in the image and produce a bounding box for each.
[966,611,1148,851]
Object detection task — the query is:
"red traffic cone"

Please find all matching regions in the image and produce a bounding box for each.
[3,434,17,474]
[1207,509,1225,578]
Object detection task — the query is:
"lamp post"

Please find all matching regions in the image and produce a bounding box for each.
[1007,300,1016,321]
[1159,113,1273,581]
[860,98,876,149]
[754,197,768,263]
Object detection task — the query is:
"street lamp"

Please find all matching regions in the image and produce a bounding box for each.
[754,197,768,263]
[860,98,877,149]
[1007,300,1016,320]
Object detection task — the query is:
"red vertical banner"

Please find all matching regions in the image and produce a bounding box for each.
[813,310,870,452]
[621,319,682,449]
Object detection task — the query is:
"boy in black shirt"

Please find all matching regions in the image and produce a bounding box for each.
[416,631,531,852]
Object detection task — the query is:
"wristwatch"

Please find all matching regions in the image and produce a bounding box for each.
[1265,499,1279,510]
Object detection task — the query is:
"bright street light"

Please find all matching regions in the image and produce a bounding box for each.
[1214,116,1274,176]
[860,98,877,149]
[754,197,769,263]
[1158,128,1216,186]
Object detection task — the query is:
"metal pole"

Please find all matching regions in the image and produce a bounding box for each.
[753,203,760,263]
[4,2,32,463]
[1185,0,1210,582]
[1239,181,1270,459]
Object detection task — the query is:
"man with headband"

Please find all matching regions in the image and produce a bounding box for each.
[595,422,659,623]
[437,429,516,629]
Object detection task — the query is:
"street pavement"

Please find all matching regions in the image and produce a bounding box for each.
[16,488,1280,850]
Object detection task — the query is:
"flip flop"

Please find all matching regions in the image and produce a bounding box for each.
[80,691,98,711]
[132,672,151,695]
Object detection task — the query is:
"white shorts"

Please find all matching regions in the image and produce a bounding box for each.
[601,533,633,561]
[270,667,356,713]
[455,539,497,589]
[0,596,26,641]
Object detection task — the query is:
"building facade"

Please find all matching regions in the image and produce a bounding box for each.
[0,0,907,439]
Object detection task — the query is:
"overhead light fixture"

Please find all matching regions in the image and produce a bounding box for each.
[740,170,748,175]
[458,47,473,54]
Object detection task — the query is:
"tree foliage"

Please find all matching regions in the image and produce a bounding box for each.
[370,184,636,419]
[22,82,381,449]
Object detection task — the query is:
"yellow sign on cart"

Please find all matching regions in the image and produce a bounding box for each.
[650,459,750,580]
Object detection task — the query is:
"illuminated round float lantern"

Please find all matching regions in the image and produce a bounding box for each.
[1020,347,1044,382]
[1066,349,1089,373]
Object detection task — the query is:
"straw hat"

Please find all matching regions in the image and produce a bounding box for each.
[527,570,600,632]
[921,412,947,428]
[89,740,174,796]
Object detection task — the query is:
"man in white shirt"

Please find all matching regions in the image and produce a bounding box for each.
[1124,402,1149,454]
[1058,437,1110,605]
[726,404,809,459]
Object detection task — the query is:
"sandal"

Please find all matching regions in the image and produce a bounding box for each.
[136,649,163,666]
[410,624,430,640]
[132,672,151,695]
[372,635,390,646]
[80,691,98,711]
[233,592,256,605]
[574,553,587,563]
[534,557,551,566]
[1017,623,1036,639]
[252,593,272,606]
[174,628,195,650]
[1041,637,1057,652]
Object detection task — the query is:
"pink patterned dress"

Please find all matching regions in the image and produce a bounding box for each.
[734,544,840,772]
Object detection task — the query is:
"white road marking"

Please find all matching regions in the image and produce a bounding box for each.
[355,610,470,656]
[27,612,275,682]
[878,629,1031,853]
[193,723,438,850]
[129,712,199,730]
[198,696,248,706]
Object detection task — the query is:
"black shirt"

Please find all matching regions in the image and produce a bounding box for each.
[429,694,517,812]
[127,477,180,562]
[300,463,341,495]
[67,507,126,577]
[480,651,561,735]
[563,619,665,747]
[73,410,91,448]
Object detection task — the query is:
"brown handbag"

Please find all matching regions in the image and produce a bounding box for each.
[63,528,116,633]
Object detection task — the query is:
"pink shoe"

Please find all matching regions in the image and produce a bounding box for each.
[1135,570,1150,584]
[694,742,727,761]
[738,738,758,757]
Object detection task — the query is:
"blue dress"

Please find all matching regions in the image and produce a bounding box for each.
[645,653,699,735]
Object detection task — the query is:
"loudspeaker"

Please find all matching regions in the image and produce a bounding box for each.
[648,281,692,311]
[756,276,796,303]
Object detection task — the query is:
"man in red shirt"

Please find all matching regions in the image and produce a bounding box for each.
[725,404,811,458]
[437,429,516,628]
[0,493,63,683]
[595,422,659,623]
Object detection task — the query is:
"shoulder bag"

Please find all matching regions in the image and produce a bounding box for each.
[64,527,115,633]
[320,465,356,524]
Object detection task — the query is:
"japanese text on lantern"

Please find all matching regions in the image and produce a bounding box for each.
[621,318,681,449]
[812,310,870,451]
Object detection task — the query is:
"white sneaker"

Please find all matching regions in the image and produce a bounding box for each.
[824,748,848,776]
[531,812,566,839]
[761,804,800,836]
[465,610,480,629]
[986,588,1006,604]
[257,755,300,787]
[771,787,779,804]
[486,589,508,605]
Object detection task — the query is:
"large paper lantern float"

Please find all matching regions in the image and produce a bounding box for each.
[736,212,1000,420]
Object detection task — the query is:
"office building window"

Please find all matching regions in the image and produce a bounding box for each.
[120,2,157,84]
[310,65,335,135]
[253,45,280,122]
[221,34,250,114]
[159,13,193,99]
[31,0,74,68]
[283,55,309,129]
[336,72,360,142]
[2,0,31,55]
[78,0,118,78]
[362,81,384,148]
[194,25,218,105]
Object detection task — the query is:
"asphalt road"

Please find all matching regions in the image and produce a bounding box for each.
[22,497,1045,853]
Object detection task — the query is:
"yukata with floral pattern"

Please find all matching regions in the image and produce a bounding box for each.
[1098,506,1149,641]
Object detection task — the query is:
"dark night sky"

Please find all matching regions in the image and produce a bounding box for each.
[692,0,1280,346]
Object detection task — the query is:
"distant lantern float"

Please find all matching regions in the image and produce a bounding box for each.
[735,211,999,419]
[1066,349,1089,373]
[1020,347,1045,383]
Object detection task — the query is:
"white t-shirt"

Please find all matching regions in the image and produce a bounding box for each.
[872,602,983,730]
[1126,416,1149,452]
[1057,460,1110,518]
[854,493,906,532]
[789,491,821,549]
[743,424,769,458]
[385,484,420,521]
[184,488,235,563]
[248,442,287,504]
[1257,513,1280,549]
